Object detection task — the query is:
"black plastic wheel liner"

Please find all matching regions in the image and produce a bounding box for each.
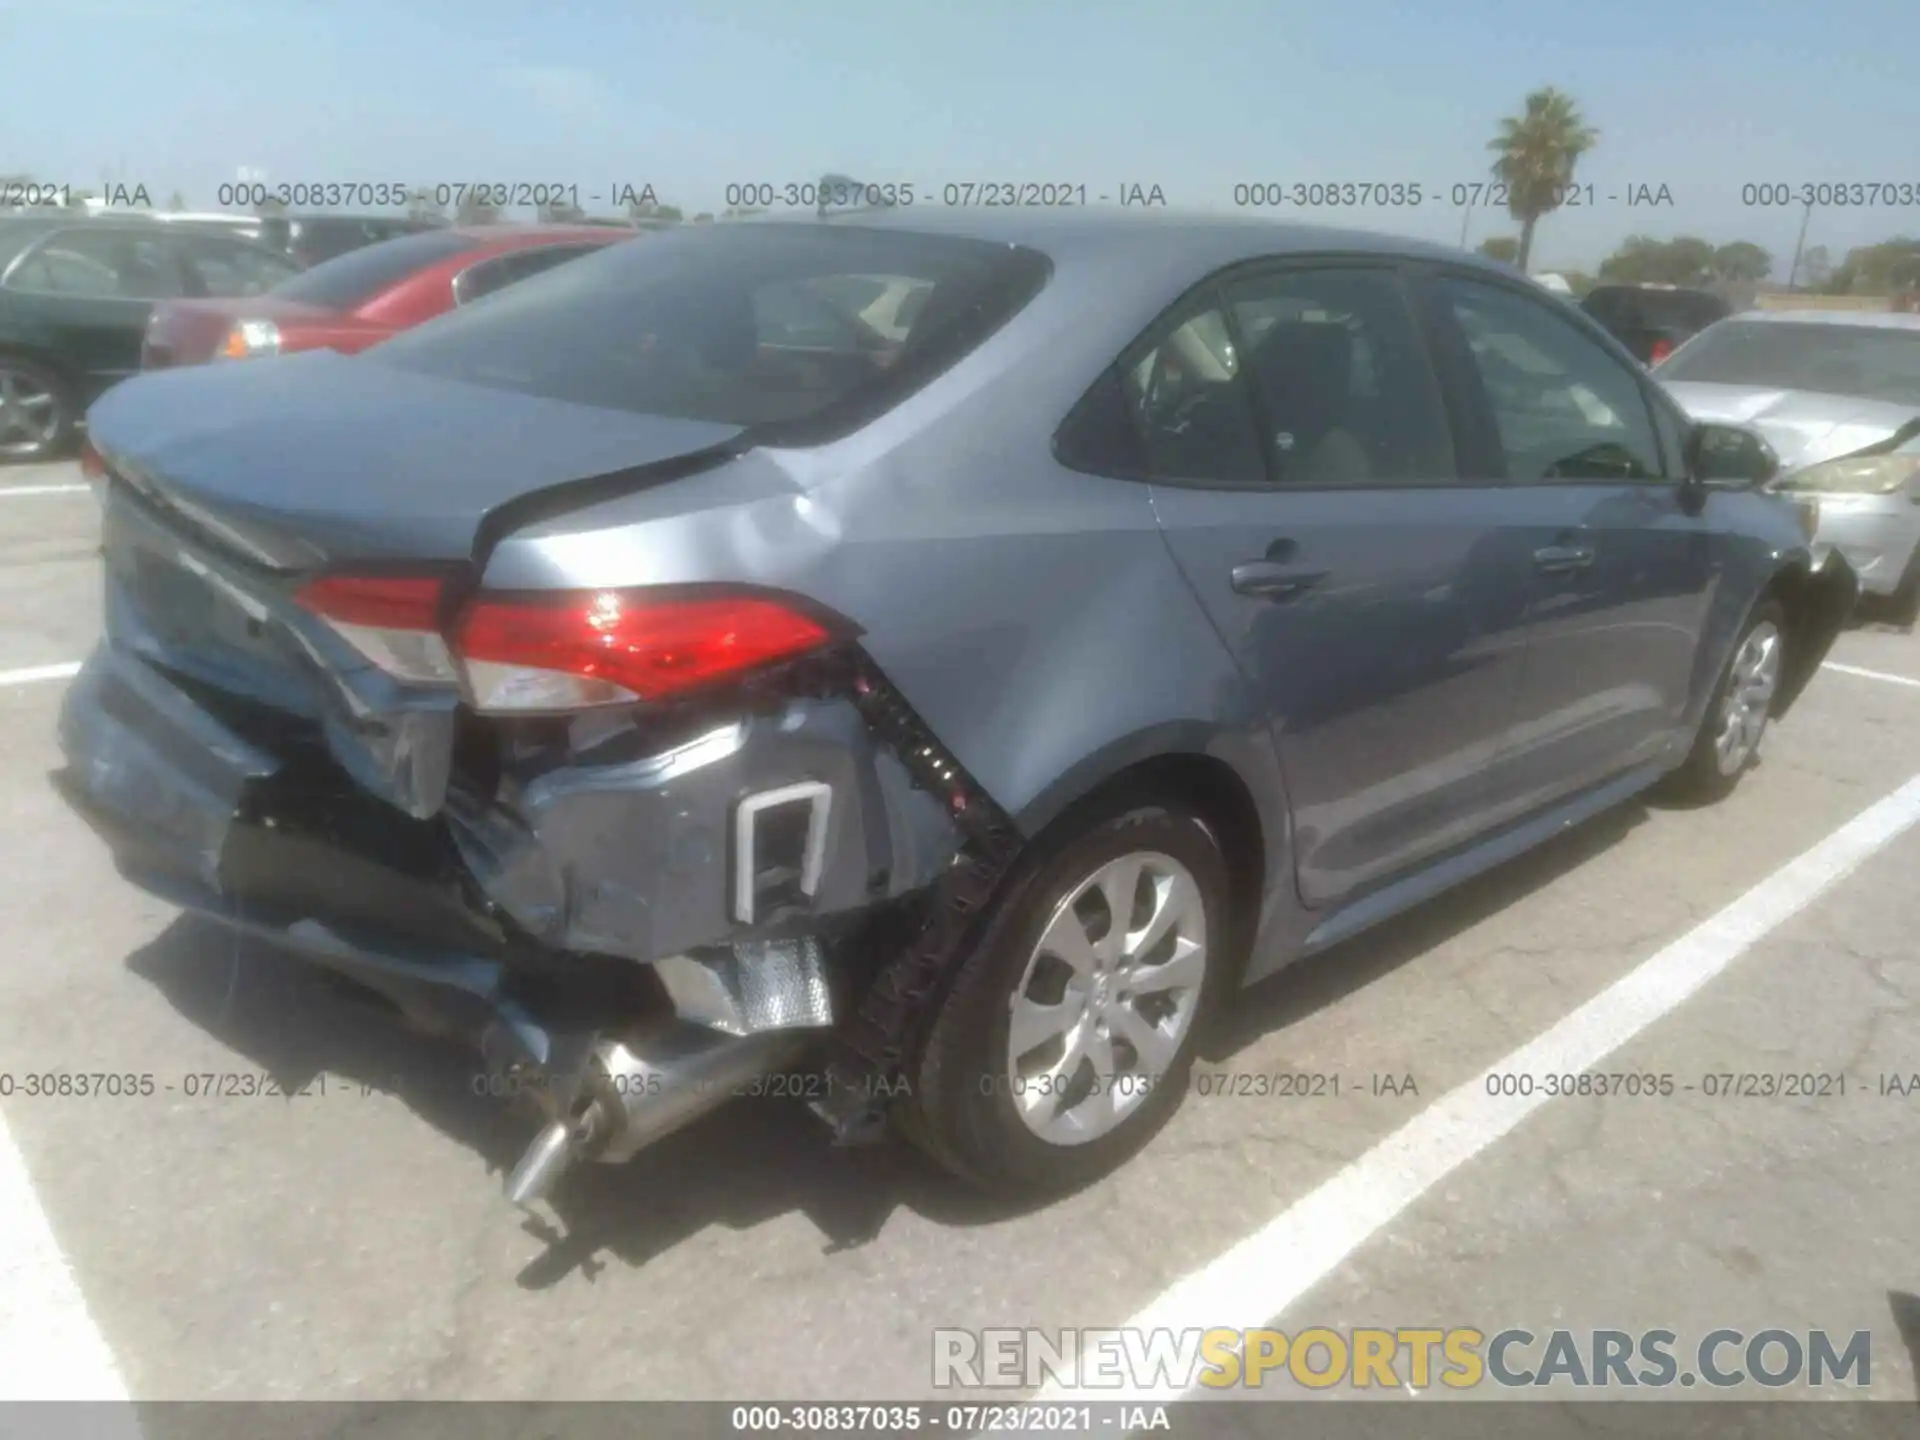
[786,651,1024,1141]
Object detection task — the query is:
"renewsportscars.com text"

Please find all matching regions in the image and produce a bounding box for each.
[933,1325,1872,1391]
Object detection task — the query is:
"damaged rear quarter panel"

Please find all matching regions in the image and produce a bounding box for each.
[101,480,463,818]
[476,278,1296,968]
[448,695,960,964]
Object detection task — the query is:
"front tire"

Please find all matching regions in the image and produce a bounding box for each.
[1665,600,1786,802]
[898,797,1231,1197]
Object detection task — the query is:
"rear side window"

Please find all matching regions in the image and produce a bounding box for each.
[453,245,605,306]
[1055,296,1267,488]
[272,230,482,309]
[178,234,300,297]
[1223,267,1454,484]
[5,228,187,300]
[368,223,1052,436]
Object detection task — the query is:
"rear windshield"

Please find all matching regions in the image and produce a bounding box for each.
[270,229,481,309]
[1660,320,1920,406]
[365,222,1052,437]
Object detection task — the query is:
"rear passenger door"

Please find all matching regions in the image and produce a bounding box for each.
[173,232,300,297]
[1132,261,1537,910]
[1419,269,1714,820]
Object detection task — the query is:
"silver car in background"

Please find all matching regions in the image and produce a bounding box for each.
[1659,311,1920,621]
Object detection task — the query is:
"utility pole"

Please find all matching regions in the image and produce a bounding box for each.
[1459,203,1473,250]
[1787,199,1813,291]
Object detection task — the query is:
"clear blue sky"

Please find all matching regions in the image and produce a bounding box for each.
[4,0,1916,274]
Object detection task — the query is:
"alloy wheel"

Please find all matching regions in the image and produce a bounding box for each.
[1004,850,1208,1146]
[0,367,63,459]
[1714,620,1781,775]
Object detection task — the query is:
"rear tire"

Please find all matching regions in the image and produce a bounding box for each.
[1664,600,1786,803]
[0,355,76,464]
[897,795,1231,1197]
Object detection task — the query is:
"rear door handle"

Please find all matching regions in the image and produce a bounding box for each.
[1230,560,1329,600]
[1532,544,1595,574]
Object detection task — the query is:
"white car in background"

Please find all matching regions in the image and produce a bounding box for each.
[1659,310,1920,623]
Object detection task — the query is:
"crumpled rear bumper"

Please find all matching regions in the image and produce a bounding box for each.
[54,644,564,1054]
[52,641,965,1068]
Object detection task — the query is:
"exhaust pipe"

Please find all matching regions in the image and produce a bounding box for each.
[502,1019,811,1207]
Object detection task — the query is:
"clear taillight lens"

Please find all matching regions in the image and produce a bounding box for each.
[294,574,460,685]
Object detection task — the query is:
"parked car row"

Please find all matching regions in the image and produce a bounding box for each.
[56,209,1857,1206]
[0,214,628,460]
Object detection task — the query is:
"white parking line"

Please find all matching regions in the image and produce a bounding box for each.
[1824,661,1920,690]
[0,485,89,497]
[0,1105,134,1402]
[0,662,82,688]
[1034,771,1920,1407]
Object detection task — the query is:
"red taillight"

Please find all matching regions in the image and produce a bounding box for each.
[1648,338,1674,365]
[78,438,105,483]
[295,575,837,711]
[295,574,459,685]
[455,592,834,712]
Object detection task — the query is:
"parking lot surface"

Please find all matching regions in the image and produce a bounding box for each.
[3,458,1919,1406]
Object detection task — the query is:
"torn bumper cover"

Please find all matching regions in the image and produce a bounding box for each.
[53,639,999,1197]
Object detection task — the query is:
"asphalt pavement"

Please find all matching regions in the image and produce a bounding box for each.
[2,458,1919,1416]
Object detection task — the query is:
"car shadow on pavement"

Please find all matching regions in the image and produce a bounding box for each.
[124,787,1660,1289]
[125,919,1041,1290]
[1847,595,1915,634]
[1204,799,1649,1062]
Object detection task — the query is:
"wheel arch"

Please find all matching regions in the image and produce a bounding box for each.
[1012,722,1289,990]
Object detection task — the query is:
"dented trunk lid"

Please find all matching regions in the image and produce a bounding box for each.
[84,354,749,817]
[85,350,747,571]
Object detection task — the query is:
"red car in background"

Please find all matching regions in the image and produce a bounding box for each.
[140,225,630,368]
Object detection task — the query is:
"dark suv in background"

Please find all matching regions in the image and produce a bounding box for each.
[257,214,447,269]
[0,214,301,460]
[1580,283,1733,366]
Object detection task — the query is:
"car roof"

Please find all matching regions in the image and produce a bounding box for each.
[448,224,632,246]
[775,206,1515,278]
[1714,309,1920,331]
[287,213,431,224]
[0,211,292,268]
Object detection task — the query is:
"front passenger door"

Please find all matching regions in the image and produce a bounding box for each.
[1424,272,1715,820]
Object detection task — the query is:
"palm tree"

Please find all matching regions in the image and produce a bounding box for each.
[1487,88,1598,273]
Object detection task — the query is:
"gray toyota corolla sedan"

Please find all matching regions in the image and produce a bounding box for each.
[57,210,1856,1205]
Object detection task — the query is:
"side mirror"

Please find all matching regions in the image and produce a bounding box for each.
[1685,422,1780,490]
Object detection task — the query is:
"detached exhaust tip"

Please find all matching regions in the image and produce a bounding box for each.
[504,1119,575,1208]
